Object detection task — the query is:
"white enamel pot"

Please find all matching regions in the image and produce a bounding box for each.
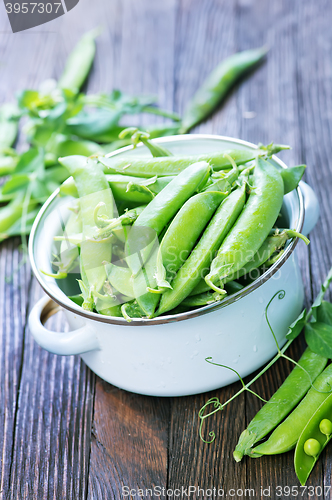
[28,135,319,397]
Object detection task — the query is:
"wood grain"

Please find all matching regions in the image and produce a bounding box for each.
[88,380,169,500]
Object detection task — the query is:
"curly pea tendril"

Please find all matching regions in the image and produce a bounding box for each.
[199,287,332,443]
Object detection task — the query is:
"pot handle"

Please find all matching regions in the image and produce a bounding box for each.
[29,296,100,355]
[299,181,320,236]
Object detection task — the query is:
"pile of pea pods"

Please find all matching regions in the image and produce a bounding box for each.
[230,266,332,485]
[52,130,307,323]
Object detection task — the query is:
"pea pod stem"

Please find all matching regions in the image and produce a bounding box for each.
[119,127,173,157]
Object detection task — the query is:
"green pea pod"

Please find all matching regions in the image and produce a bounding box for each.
[119,127,173,158]
[224,280,244,294]
[58,29,100,92]
[180,46,267,133]
[280,164,306,194]
[188,279,212,296]
[131,247,161,317]
[249,363,332,457]
[60,174,174,205]
[207,229,309,292]
[155,190,228,290]
[202,161,239,193]
[191,229,298,296]
[59,155,114,311]
[233,348,328,461]
[205,157,284,290]
[99,150,257,178]
[182,290,222,307]
[126,161,211,276]
[0,191,38,242]
[156,179,247,316]
[46,209,82,279]
[104,264,134,298]
[295,391,332,485]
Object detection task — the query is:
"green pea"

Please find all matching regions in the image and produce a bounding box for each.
[304,438,321,457]
[250,363,332,457]
[205,157,284,293]
[294,391,332,485]
[58,29,99,92]
[319,418,332,436]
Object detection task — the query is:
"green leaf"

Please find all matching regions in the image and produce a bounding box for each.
[17,90,41,111]
[316,301,332,326]
[14,148,44,175]
[30,178,51,202]
[1,174,30,195]
[286,308,307,340]
[66,109,121,139]
[305,322,332,358]
[281,165,306,194]
[46,134,103,162]
[146,123,181,138]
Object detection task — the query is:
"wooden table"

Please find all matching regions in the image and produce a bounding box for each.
[1,1,332,498]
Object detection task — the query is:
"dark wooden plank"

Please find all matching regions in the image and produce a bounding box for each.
[88,380,169,500]
[8,279,95,500]
[296,0,332,300]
